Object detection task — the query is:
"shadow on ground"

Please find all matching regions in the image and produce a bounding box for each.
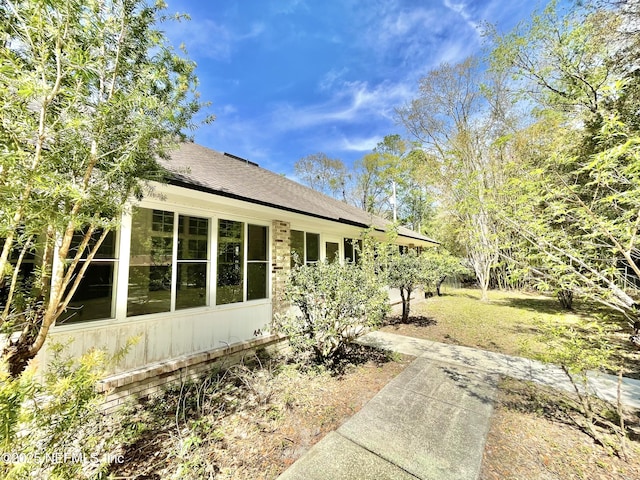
[384,315,438,328]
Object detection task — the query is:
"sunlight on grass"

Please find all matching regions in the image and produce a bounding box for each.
[383,288,626,361]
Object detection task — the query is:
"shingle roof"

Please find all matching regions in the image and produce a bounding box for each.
[161,142,438,245]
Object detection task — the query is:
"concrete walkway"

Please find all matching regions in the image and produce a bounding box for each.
[360,331,640,410]
[277,331,640,480]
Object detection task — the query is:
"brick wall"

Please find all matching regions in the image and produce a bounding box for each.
[99,335,287,413]
[271,220,291,315]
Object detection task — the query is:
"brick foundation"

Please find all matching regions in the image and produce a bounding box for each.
[98,334,287,412]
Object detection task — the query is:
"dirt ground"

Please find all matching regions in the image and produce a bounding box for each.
[108,348,412,480]
[482,378,640,480]
[109,288,640,479]
[108,347,640,480]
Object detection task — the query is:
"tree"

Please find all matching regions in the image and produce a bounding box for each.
[502,112,640,316]
[294,152,349,201]
[397,57,512,301]
[352,150,392,216]
[385,249,427,323]
[351,135,435,230]
[491,0,640,318]
[421,249,470,297]
[0,0,207,376]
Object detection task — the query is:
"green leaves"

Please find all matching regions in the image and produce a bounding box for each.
[273,251,389,364]
[0,0,207,373]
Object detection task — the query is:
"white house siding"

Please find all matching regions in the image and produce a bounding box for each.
[42,302,273,375]
[36,182,422,377]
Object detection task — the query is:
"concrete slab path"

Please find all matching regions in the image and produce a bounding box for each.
[277,331,640,480]
[359,331,640,410]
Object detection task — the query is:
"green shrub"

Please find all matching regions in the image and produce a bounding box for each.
[274,256,389,365]
[0,341,132,479]
[534,319,630,458]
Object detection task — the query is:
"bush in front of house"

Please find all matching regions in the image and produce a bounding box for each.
[0,340,136,479]
[274,255,389,365]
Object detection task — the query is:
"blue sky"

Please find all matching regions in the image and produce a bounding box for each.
[162,0,545,176]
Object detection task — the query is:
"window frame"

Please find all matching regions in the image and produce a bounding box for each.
[65,229,120,323]
[216,219,271,306]
[126,207,214,317]
[290,229,320,266]
[343,237,363,264]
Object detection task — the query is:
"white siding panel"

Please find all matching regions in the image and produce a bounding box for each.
[38,303,272,376]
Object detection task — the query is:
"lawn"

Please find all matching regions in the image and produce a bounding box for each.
[382,287,639,378]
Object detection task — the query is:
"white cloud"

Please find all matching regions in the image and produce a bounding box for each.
[163,18,265,61]
[219,104,238,115]
[443,0,481,32]
[271,79,414,131]
[271,0,309,15]
[318,67,349,92]
[339,135,382,152]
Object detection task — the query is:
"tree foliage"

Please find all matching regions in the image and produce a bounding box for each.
[0,341,134,479]
[294,152,349,201]
[294,136,436,233]
[396,57,513,300]
[385,247,468,322]
[492,0,640,318]
[385,249,426,323]
[0,0,207,376]
[420,249,470,296]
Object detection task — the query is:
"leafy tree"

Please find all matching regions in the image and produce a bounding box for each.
[397,57,513,300]
[294,152,349,201]
[502,112,640,315]
[421,249,470,297]
[351,135,435,230]
[0,0,207,376]
[492,1,640,318]
[352,149,393,216]
[491,1,616,116]
[385,249,427,323]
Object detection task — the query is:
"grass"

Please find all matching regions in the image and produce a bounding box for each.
[382,287,639,378]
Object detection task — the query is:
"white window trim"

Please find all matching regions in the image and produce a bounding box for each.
[216,218,272,306]
[53,205,273,331]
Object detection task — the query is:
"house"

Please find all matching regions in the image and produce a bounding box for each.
[38,143,437,405]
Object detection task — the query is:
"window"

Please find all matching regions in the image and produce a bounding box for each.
[65,230,118,323]
[2,231,118,324]
[0,236,37,314]
[127,208,211,316]
[217,220,269,305]
[247,224,268,300]
[216,219,243,305]
[325,242,339,263]
[128,208,174,316]
[176,215,209,310]
[290,230,320,266]
[344,238,363,264]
